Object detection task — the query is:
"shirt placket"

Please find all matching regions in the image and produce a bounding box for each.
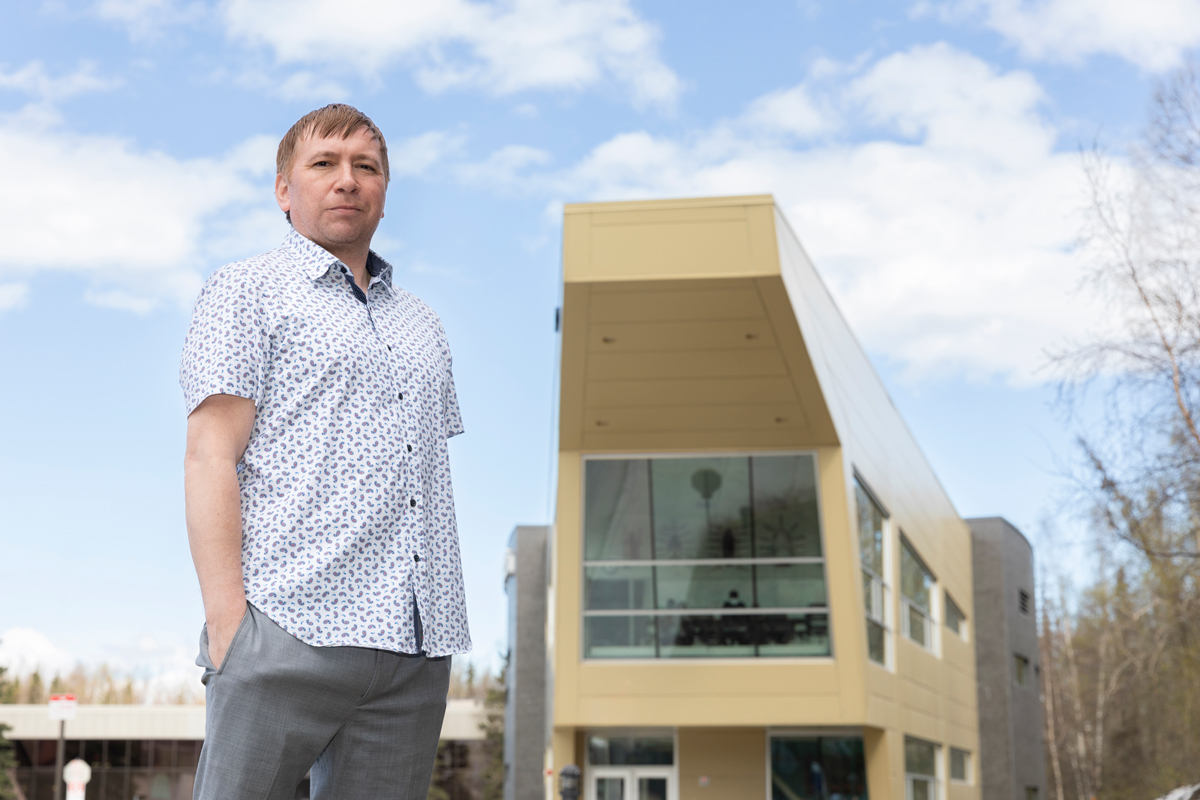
[363,274,426,652]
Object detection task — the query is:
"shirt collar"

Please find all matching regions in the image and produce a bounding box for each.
[282,228,394,287]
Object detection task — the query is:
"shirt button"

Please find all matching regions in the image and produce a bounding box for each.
[410,498,417,507]
[407,444,413,452]
[414,554,421,563]
[398,392,404,401]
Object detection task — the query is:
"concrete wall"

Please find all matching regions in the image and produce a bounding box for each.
[968,518,1045,800]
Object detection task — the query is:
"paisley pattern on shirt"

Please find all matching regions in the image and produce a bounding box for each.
[180,229,470,657]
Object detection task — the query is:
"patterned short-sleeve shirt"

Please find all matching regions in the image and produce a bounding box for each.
[180,229,470,657]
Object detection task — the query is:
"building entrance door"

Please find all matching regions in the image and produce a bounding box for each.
[589,768,675,800]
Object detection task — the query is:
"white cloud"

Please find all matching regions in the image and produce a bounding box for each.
[464,43,1098,384]
[935,0,1200,72]
[390,131,466,178]
[0,283,29,312]
[220,0,680,107]
[0,628,75,677]
[0,61,120,103]
[456,144,553,185]
[93,0,205,39]
[0,66,459,310]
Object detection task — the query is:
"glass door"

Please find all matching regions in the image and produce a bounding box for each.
[590,769,675,800]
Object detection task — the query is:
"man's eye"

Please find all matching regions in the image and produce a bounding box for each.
[313,160,332,167]
[357,164,376,172]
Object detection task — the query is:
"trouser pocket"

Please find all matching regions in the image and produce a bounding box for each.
[196,604,252,685]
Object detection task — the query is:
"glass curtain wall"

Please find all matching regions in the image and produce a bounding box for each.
[14,739,201,800]
[900,538,935,652]
[770,736,868,800]
[582,454,830,658]
[855,479,889,666]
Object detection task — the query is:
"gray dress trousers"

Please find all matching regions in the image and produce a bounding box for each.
[194,604,451,800]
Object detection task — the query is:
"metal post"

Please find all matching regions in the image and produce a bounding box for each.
[558,764,581,800]
[53,720,65,800]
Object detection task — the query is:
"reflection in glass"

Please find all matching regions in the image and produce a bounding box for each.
[856,482,884,575]
[651,458,750,560]
[907,605,927,647]
[755,563,826,608]
[585,460,652,561]
[596,778,625,800]
[867,620,886,664]
[588,736,674,766]
[770,737,868,800]
[655,565,752,610]
[752,455,821,557]
[639,778,668,800]
[905,738,937,775]
[585,566,654,610]
[658,614,831,658]
[900,540,933,612]
[584,616,656,658]
[945,593,966,636]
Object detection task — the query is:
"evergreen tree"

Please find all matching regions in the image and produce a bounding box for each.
[0,722,16,800]
[480,661,507,800]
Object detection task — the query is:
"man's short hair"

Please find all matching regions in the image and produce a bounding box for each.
[276,103,390,185]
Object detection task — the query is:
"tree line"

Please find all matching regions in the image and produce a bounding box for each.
[1041,57,1200,799]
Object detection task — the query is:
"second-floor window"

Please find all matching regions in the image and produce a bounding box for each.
[900,537,936,653]
[582,453,831,659]
[856,478,890,666]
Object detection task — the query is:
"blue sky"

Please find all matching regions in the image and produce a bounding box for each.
[1,0,1196,693]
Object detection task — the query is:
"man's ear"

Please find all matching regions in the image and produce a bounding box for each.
[274,173,290,213]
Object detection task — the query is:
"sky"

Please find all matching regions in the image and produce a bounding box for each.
[1,0,1198,695]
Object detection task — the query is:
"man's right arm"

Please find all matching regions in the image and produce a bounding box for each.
[184,393,257,668]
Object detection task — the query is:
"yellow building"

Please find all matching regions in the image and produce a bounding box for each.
[507,195,985,800]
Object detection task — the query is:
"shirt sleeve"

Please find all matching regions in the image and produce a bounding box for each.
[179,265,270,415]
[439,322,465,438]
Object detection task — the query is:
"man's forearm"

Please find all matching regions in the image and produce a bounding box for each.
[185,455,247,624]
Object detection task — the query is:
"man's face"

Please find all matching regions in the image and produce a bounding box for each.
[275,127,387,256]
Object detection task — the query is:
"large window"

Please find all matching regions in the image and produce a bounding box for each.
[856,478,889,666]
[905,738,939,800]
[900,537,936,653]
[582,454,830,659]
[770,736,867,800]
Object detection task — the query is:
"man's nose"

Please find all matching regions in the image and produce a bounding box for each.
[333,163,359,191]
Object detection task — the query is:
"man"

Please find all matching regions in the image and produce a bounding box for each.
[180,104,470,800]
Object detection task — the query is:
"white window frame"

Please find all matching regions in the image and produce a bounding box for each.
[585,729,679,800]
[856,474,892,670]
[899,536,939,656]
[579,450,833,663]
[904,736,942,800]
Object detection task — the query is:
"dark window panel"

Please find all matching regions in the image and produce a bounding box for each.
[84,740,103,767]
[107,740,128,769]
[584,459,652,560]
[752,455,822,558]
[584,566,654,610]
[652,457,751,560]
[177,740,200,769]
[583,616,657,659]
[151,740,175,770]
